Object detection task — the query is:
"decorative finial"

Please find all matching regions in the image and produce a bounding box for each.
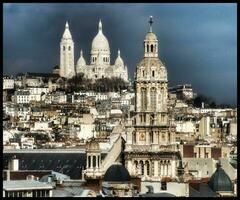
[99,19,102,31]
[80,50,83,57]
[149,16,153,32]
[118,49,120,57]
[65,21,69,28]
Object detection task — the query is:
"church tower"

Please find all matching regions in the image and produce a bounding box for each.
[124,16,179,181]
[60,21,75,79]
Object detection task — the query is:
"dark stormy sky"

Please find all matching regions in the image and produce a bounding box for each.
[3,3,237,105]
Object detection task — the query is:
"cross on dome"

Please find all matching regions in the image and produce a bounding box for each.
[149,16,153,32]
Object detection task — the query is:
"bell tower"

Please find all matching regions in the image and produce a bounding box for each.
[144,16,158,58]
[60,21,75,79]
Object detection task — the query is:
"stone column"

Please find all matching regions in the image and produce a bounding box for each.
[144,161,147,176]
[154,161,158,177]
[86,155,89,169]
[165,164,167,176]
[161,163,164,176]
[90,155,93,168]
[168,162,172,176]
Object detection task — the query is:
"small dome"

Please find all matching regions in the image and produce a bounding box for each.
[104,163,131,182]
[114,50,124,67]
[86,139,100,151]
[208,163,233,192]
[145,32,157,41]
[77,50,86,66]
[91,20,110,54]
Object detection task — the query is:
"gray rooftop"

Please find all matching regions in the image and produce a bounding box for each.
[3,180,53,191]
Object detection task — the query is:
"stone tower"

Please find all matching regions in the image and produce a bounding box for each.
[124,16,179,181]
[83,139,102,179]
[60,21,75,79]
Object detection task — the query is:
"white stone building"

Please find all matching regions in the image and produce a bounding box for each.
[3,76,14,90]
[59,20,128,81]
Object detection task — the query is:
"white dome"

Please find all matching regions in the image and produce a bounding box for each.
[77,50,86,66]
[91,20,110,54]
[114,50,124,67]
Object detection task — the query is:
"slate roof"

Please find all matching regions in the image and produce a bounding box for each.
[189,183,217,197]
[4,153,106,179]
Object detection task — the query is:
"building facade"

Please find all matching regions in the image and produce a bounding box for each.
[124,17,180,181]
[59,20,128,81]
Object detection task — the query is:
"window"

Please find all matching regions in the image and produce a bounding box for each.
[63,46,65,51]
[150,88,157,111]
[93,156,96,168]
[149,131,153,144]
[98,156,100,167]
[151,45,154,52]
[152,70,155,77]
[161,181,167,190]
[88,156,91,168]
[141,88,147,111]
[68,46,71,51]
[133,132,136,144]
[146,161,150,175]
[142,70,145,77]
[147,45,149,52]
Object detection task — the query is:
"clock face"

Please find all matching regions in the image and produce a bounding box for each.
[139,132,146,141]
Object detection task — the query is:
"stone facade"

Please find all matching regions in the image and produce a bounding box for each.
[124,17,180,181]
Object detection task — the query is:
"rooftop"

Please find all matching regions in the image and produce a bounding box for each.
[3,180,53,191]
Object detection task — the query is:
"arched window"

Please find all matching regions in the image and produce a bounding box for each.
[147,45,149,53]
[133,132,136,144]
[98,156,100,167]
[149,131,153,144]
[141,88,147,111]
[140,161,144,175]
[68,46,71,51]
[88,156,91,168]
[134,160,138,174]
[142,70,145,77]
[150,88,157,111]
[93,156,96,168]
[63,46,65,51]
[146,161,150,176]
[151,45,154,52]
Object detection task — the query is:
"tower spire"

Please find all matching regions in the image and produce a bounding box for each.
[99,19,102,32]
[149,16,153,32]
[65,21,69,29]
[118,49,120,57]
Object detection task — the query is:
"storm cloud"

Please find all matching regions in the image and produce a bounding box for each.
[3,3,237,105]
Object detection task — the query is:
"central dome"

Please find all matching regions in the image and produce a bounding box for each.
[91,20,110,54]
